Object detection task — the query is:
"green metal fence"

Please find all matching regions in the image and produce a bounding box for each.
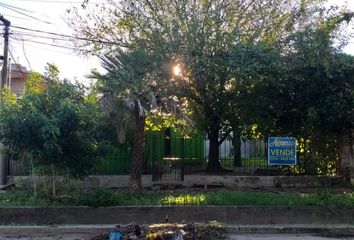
[92,130,205,176]
[8,132,339,177]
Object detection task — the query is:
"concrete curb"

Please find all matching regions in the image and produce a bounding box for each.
[226,224,354,234]
[0,224,353,236]
[0,225,114,235]
[0,206,353,225]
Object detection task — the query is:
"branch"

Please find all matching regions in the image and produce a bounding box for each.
[218,128,232,145]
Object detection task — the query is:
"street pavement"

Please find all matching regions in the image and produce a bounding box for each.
[0,225,353,240]
[0,234,353,240]
[230,234,354,240]
[0,235,91,240]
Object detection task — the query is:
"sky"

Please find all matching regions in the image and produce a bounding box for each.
[0,0,354,85]
[0,0,106,85]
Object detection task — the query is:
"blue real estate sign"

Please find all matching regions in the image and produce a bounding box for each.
[268,137,296,165]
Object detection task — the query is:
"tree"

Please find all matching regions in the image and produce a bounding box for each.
[92,47,184,193]
[0,65,98,196]
[26,72,45,94]
[245,21,354,174]
[68,0,351,172]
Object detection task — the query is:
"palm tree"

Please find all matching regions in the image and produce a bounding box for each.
[93,47,168,193]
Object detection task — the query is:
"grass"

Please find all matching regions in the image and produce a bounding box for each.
[0,187,353,208]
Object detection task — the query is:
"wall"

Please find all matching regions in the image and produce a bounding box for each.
[9,175,347,189]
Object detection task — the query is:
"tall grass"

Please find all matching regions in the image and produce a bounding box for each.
[1,188,353,208]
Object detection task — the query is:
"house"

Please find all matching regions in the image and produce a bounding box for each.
[7,63,29,97]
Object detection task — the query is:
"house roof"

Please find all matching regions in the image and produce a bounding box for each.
[10,63,28,80]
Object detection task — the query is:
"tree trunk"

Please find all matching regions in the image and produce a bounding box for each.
[52,164,56,197]
[232,129,242,167]
[31,161,37,198]
[129,111,145,194]
[337,128,354,180]
[206,128,222,172]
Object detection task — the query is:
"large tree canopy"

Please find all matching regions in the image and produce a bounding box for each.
[244,27,354,174]
[68,0,353,172]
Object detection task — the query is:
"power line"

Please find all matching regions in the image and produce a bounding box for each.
[11,25,117,45]
[10,27,354,45]
[20,40,83,55]
[13,37,79,50]
[0,4,52,24]
[2,13,30,21]
[19,39,33,70]
[11,36,84,55]
[0,2,33,13]
[11,37,93,53]
[12,30,74,42]
[13,30,100,44]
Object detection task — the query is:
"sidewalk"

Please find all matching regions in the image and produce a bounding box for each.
[0,224,353,236]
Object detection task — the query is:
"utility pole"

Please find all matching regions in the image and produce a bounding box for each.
[0,15,10,88]
[0,15,10,186]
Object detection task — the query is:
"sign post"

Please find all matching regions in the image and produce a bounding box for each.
[268,137,296,165]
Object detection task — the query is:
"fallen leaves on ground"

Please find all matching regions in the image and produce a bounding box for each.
[91,221,226,240]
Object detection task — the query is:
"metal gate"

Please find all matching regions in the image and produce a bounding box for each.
[152,128,185,183]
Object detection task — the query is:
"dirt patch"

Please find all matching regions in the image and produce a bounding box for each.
[91,222,227,240]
